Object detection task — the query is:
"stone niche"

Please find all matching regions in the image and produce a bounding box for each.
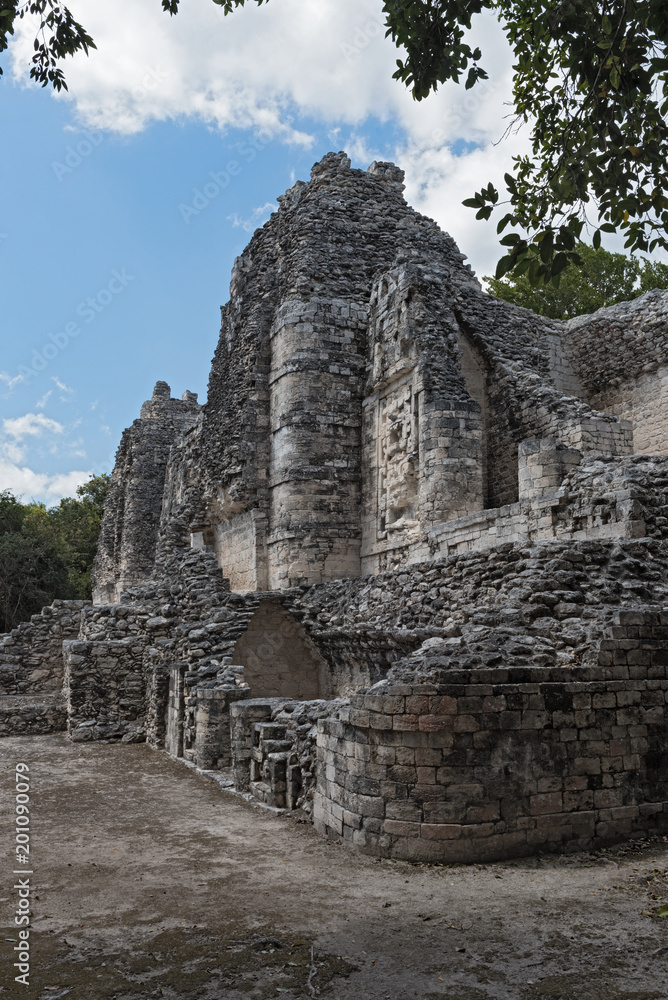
[231,600,329,700]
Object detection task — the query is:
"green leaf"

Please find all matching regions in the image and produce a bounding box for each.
[495,255,514,279]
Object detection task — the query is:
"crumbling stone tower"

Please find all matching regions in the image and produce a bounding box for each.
[93,152,634,597]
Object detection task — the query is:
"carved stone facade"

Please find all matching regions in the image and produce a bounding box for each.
[3,152,668,863]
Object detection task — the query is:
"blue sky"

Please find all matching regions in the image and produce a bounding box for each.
[0,82,407,501]
[5,0,632,505]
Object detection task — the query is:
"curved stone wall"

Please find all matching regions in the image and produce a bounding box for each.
[313,610,668,861]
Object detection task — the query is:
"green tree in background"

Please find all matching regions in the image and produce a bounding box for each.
[485,244,668,320]
[0,474,110,632]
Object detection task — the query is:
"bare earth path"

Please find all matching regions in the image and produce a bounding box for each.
[1,735,667,1000]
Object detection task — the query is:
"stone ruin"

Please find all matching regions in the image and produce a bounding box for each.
[3,151,668,863]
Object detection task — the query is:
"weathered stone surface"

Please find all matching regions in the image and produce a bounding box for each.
[3,152,668,862]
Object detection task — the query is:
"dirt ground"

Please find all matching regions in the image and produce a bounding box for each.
[1,734,667,1000]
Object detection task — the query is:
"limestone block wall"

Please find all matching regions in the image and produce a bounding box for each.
[230,699,278,791]
[193,686,250,770]
[454,294,633,512]
[518,438,582,501]
[361,263,485,574]
[213,509,268,593]
[563,290,668,454]
[591,367,668,455]
[230,697,346,816]
[429,454,668,560]
[0,600,88,737]
[144,644,171,751]
[313,609,668,862]
[298,537,668,654]
[187,152,481,593]
[231,599,329,700]
[0,697,67,739]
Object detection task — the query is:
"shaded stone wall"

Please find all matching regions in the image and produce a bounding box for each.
[0,600,88,738]
[63,637,148,743]
[231,599,329,700]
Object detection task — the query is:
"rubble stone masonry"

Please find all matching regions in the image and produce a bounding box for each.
[3,153,668,862]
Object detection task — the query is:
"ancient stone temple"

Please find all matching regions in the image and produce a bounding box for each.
[3,152,668,863]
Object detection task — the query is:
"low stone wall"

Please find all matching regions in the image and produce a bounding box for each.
[63,638,148,742]
[313,609,668,861]
[0,694,67,738]
[0,601,89,696]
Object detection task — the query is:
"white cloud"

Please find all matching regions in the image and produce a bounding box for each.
[10,1,511,140]
[0,412,90,504]
[35,390,53,410]
[9,1,521,274]
[228,201,276,232]
[0,457,91,504]
[0,371,24,391]
[1,438,26,466]
[52,377,75,396]
[3,413,65,440]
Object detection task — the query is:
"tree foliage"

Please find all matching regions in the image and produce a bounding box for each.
[0,1,95,91]
[485,242,668,319]
[453,2,668,286]
[0,474,109,632]
[3,2,668,283]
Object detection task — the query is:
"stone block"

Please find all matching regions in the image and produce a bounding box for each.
[393,714,419,731]
[420,823,462,840]
[530,792,563,815]
[418,714,454,732]
[384,819,421,838]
